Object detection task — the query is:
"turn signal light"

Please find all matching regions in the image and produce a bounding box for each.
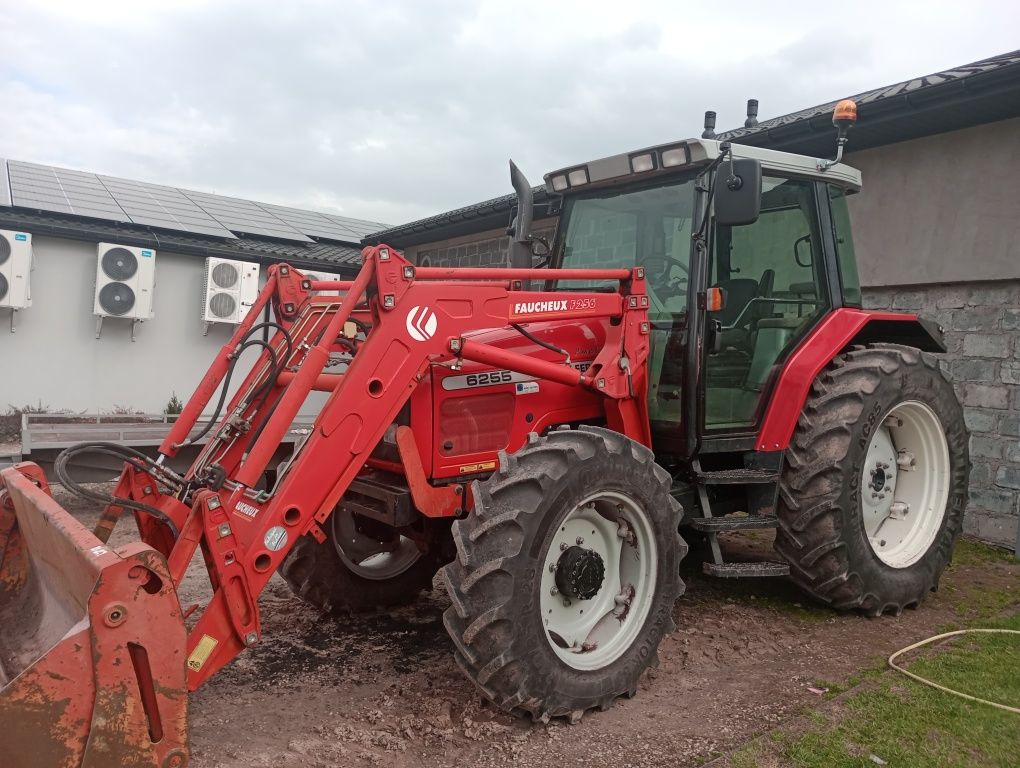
[705,287,726,312]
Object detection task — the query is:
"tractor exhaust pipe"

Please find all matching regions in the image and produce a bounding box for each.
[508,160,534,272]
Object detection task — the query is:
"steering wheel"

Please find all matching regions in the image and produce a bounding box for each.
[639,254,689,296]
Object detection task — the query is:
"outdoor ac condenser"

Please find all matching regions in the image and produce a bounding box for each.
[202,257,260,327]
[94,243,156,321]
[0,229,33,310]
[302,268,344,296]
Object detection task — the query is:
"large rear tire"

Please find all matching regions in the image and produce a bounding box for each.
[279,508,446,613]
[774,344,969,616]
[442,426,686,722]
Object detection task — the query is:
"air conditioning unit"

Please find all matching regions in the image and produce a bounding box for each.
[0,229,33,312]
[302,268,345,296]
[94,243,156,321]
[202,257,260,328]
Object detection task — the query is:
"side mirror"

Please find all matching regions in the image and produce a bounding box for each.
[714,158,761,226]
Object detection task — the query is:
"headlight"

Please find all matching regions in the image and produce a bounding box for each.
[567,167,589,186]
[629,153,655,173]
[660,145,689,167]
[550,174,569,192]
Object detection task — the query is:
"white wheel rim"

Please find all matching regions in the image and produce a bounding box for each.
[332,511,422,581]
[861,400,950,568]
[539,490,658,671]
[336,537,421,581]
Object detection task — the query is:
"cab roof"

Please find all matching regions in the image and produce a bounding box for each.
[543,138,862,196]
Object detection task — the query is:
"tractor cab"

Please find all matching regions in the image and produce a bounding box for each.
[543,134,864,459]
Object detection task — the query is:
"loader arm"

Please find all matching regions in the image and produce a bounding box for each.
[0,245,650,766]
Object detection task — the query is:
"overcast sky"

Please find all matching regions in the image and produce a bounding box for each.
[1,1,1017,228]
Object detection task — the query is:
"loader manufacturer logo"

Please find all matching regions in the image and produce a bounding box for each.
[405,305,438,341]
[234,501,259,519]
[513,300,568,315]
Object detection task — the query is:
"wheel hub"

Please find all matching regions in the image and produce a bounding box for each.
[554,546,605,600]
[860,401,950,569]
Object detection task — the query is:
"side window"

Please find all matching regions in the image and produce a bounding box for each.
[828,185,863,307]
[704,176,829,430]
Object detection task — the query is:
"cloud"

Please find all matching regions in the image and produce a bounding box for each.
[1,0,1017,226]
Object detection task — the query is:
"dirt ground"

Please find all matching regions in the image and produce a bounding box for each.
[55,484,1020,768]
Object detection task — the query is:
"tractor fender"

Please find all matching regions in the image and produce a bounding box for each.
[755,309,944,452]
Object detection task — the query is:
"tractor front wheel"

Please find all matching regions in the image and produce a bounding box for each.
[279,508,446,613]
[775,344,969,616]
[442,426,686,722]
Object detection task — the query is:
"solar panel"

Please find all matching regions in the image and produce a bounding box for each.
[323,213,389,238]
[100,176,236,239]
[182,190,313,242]
[0,159,12,207]
[8,161,131,222]
[2,159,384,245]
[258,202,364,243]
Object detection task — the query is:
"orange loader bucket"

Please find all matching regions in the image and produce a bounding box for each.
[0,464,189,768]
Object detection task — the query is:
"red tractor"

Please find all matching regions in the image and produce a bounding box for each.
[0,101,968,766]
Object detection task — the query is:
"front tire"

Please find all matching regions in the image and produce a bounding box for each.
[280,509,446,613]
[442,426,686,722]
[775,344,969,616]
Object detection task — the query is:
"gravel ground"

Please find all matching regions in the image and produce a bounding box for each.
[48,483,1020,768]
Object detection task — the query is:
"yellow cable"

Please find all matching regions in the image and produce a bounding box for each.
[887,629,1020,715]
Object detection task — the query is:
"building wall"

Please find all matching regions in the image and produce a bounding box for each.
[846,117,1020,287]
[861,280,1020,549]
[404,221,557,268]
[1,234,328,415]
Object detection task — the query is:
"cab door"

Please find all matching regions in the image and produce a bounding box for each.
[701,176,833,434]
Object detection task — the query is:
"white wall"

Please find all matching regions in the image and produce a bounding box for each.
[0,235,322,414]
[846,116,1020,287]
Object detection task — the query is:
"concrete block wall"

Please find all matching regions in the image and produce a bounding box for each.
[413,226,556,269]
[862,279,1020,549]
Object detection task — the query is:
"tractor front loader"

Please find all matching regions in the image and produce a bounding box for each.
[0,100,969,767]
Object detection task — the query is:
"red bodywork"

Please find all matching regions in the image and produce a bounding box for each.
[755,309,919,450]
[0,243,929,766]
[0,246,651,766]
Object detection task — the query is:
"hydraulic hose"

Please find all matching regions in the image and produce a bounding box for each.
[54,441,182,537]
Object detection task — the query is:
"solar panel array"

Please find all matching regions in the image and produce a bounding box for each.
[8,161,131,223]
[98,176,235,238]
[0,160,385,245]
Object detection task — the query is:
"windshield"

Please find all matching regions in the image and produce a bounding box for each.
[555,177,696,318]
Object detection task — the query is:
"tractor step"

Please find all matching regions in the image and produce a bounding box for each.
[702,561,790,578]
[688,514,778,532]
[695,468,779,485]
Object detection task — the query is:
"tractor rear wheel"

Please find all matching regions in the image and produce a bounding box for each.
[775,344,969,616]
[279,508,445,613]
[442,426,686,722]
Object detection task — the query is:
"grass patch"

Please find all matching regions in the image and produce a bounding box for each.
[757,612,1020,767]
[949,537,1016,567]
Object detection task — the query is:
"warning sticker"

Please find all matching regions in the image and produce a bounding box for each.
[263,526,288,552]
[515,381,540,395]
[187,634,219,671]
[458,460,497,474]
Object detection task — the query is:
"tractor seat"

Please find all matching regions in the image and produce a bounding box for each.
[746,317,809,388]
[713,278,759,327]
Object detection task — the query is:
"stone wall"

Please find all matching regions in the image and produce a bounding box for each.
[862,280,1020,549]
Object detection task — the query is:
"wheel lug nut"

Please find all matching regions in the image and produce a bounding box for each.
[550,586,559,595]
[560,542,568,551]
[575,537,584,545]
[548,563,556,573]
